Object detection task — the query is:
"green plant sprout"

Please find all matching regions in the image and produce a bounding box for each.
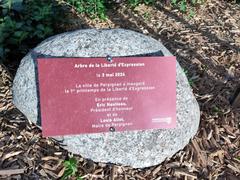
[212,106,221,114]
[61,157,83,180]
[143,12,151,20]
[183,69,195,87]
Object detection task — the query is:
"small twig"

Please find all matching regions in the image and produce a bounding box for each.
[0,169,25,176]
[111,165,116,180]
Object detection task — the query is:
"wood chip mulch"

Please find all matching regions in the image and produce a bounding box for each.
[1,0,240,179]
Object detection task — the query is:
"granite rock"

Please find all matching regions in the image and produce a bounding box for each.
[13,29,200,168]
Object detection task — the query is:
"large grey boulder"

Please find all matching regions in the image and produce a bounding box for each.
[13,29,200,168]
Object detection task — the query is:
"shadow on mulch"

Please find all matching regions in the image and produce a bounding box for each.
[107,4,237,105]
[105,2,240,179]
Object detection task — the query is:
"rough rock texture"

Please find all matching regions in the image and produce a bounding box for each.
[13,29,200,168]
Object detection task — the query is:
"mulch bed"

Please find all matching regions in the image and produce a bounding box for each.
[1,0,240,179]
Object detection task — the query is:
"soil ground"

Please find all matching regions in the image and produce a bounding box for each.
[0,0,240,179]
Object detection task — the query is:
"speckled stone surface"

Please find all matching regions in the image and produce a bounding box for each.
[13,29,200,168]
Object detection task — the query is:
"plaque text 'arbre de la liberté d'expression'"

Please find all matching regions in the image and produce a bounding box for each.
[37,57,176,137]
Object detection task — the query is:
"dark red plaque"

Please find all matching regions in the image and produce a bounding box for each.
[37,57,176,137]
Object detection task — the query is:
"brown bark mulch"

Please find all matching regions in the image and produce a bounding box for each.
[1,0,240,179]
